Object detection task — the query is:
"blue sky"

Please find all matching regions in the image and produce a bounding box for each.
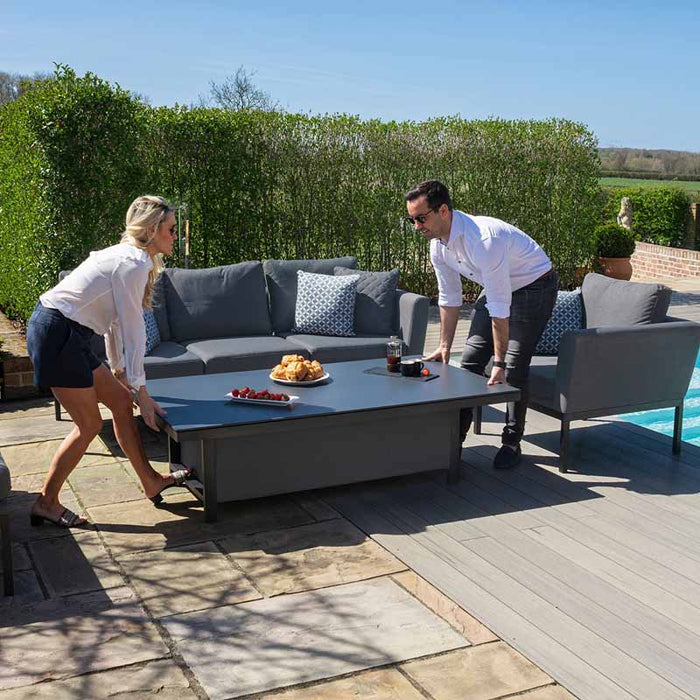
[3,0,699,151]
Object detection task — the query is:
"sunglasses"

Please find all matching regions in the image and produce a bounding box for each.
[405,206,439,226]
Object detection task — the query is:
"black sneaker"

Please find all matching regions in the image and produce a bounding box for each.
[493,444,521,469]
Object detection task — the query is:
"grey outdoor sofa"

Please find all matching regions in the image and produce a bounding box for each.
[521,273,700,472]
[55,256,429,418]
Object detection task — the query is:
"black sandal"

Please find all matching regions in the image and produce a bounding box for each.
[149,468,192,506]
[30,507,90,528]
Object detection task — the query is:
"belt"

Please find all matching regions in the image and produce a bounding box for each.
[534,267,555,282]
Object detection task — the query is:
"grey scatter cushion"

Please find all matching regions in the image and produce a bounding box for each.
[263,257,357,333]
[292,271,359,337]
[534,290,583,356]
[581,273,672,328]
[143,310,160,355]
[163,261,272,342]
[334,266,399,335]
[150,275,171,341]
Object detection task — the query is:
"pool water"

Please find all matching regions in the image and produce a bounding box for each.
[620,352,700,446]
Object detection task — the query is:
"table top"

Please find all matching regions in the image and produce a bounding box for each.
[147,358,519,436]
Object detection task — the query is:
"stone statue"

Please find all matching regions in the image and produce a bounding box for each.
[617,196,633,230]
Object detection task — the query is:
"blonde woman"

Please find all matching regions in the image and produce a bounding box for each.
[26,195,191,528]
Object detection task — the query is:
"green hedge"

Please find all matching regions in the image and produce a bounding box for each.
[0,67,601,323]
[601,186,690,247]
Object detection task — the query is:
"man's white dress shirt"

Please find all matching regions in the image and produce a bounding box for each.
[40,244,152,390]
[431,210,551,318]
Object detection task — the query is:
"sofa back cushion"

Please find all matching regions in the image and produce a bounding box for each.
[582,273,672,328]
[263,257,357,333]
[163,262,272,342]
[334,266,399,335]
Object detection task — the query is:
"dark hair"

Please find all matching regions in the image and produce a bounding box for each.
[405,180,452,211]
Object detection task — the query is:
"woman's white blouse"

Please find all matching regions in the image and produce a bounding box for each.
[40,244,153,390]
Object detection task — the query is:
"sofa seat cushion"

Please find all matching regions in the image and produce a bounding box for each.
[335,266,400,335]
[184,336,308,374]
[263,257,357,333]
[162,261,272,342]
[535,290,583,356]
[144,342,204,380]
[582,273,672,328]
[528,355,559,410]
[284,334,392,364]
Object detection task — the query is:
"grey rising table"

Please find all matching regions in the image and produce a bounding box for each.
[147,358,519,521]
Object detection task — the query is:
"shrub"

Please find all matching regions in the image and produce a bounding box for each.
[601,187,690,247]
[0,67,602,323]
[594,223,636,258]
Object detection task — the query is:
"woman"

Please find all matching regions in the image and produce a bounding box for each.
[26,195,191,528]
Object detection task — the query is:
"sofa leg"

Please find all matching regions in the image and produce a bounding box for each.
[0,513,13,597]
[559,419,570,473]
[473,406,482,435]
[54,398,61,421]
[673,403,684,455]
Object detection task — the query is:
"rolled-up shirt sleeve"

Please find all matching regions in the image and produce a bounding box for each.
[111,261,149,390]
[431,244,463,307]
[104,321,125,374]
[473,235,511,318]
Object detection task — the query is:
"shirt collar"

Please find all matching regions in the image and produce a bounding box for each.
[441,209,466,248]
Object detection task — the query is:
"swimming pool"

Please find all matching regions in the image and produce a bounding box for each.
[620,352,700,446]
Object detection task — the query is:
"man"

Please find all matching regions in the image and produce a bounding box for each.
[405,180,558,469]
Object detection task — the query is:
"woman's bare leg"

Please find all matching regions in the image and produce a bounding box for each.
[91,365,180,499]
[32,385,101,523]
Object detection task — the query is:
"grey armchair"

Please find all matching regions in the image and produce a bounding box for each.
[0,451,13,596]
[476,273,700,472]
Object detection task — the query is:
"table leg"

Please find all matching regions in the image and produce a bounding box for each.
[168,436,181,466]
[448,409,461,484]
[201,438,218,522]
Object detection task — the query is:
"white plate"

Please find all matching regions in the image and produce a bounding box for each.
[225,392,299,407]
[269,371,330,387]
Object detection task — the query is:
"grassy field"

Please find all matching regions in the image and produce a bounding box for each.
[600,176,700,199]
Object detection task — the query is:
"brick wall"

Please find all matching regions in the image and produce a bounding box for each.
[631,242,700,281]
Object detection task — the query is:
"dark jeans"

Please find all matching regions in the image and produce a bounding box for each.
[459,270,559,446]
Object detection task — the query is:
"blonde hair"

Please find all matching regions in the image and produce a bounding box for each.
[120,195,175,309]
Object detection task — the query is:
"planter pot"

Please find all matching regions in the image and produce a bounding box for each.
[597,256,632,281]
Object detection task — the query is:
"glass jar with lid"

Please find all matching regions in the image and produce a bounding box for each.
[386,335,402,373]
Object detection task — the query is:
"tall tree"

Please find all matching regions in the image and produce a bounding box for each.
[208,66,279,112]
[0,71,49,106]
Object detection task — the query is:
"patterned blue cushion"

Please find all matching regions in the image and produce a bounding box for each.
[144,309,161,355]
[292,271,360,337]
[535,290,583,356]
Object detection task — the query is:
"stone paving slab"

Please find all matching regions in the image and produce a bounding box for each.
[0,398,55,421]
[29,530,125,597]
[518,685,577,700]
[392,570,498,645]
[0,414,76,447]
[68,461,144,508]
[400,642,554,700]
[162,577,469,699]
[89,493,314,556]
[220,518,407,596]
[0,437,118,478]
[0,543,31,572]
[259,667,426,699]
[0,586,168,691]
[291,492,341,522]
[3,482,83,543]
[0,570,43,602]
[0,659,196,699]
[118,540,262,618]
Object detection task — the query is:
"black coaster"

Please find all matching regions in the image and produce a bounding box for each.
[363,366,440,382]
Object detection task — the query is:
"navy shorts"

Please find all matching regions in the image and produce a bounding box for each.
[26,302,103,390]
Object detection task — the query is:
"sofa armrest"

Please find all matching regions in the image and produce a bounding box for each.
[395,290,430,356]
[555,321,700,416]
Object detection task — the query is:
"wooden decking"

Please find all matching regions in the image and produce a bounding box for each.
[326,282,700,700]
[326,410,700,700]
